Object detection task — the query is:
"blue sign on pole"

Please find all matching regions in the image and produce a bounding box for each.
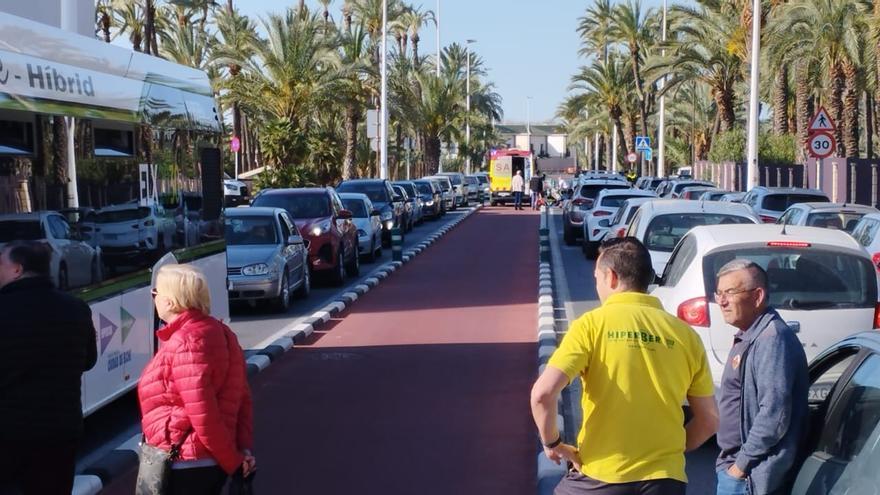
[644,148,653,162]
[635,136,651,151]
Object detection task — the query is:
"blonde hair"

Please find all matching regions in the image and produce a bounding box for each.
[155,264,211,315]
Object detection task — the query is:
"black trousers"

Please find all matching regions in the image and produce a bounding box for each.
[169,466,228,495]
[0,439,77,495]
[555,470,686,495]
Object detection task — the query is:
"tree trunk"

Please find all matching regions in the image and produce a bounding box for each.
[143,1,152,56]
[100,12,111,42]
[622,115,636,154]
[52,116,68,208]
[629,47,649,137]
[842,60,860,158]
[412,36,420,67]
[829,62,846,156]
[604,133,612,171]
[343,104,358,179]
[795,62,812,163]
[867,92,874,159]
[424,135,441,174]
[773,66,789,134]
[714,87,736,132]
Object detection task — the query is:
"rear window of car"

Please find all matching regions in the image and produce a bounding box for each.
[673,182,713,194]
[341,198,369,218]
[414,182,434,194]
[395,183,417,197]
[703,247,877,309]
[762,194,830,212]
[93,207,151,223]
[644,213,755,252]
[224,216,278,245]
[601,195,649,208]
[807,212,867,233]
[466,176,479,185]
[443,174,463,185]
[476,176,489,185]
[337,182,390,204]
[578,184,630,200]
[253,193,331,219]
[0,220,42,242]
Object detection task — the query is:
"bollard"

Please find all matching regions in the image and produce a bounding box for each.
[392,227,403,262]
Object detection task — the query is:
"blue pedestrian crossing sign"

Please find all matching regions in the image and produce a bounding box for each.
[636,136,651,151]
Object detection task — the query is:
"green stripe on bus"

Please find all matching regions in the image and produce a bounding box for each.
[172,239,226,263]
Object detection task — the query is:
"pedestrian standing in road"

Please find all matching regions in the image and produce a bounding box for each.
[713,259,808,495]
[138,264,255,495]
[529,173,543,210]
[531,237,719,495]
[512,170,525,210]
[0,240,97,495]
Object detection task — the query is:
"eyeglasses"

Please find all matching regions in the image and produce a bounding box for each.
[714,287,758,301]
[150,288,159,300]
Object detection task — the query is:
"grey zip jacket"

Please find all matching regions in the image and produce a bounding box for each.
[735,308,809,494]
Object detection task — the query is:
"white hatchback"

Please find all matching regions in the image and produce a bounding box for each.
[601,197,657,242]
[651,224,879,385]
[625,199,760,276]
[581,188,657,258]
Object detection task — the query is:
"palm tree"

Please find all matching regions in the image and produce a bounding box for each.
[399,7,434,66]
[577,0,615,63]
[610,0,657,138]
[96,0,114,43]
[334,24,374,179]
[113,0,146,52]
[569,57,631,164]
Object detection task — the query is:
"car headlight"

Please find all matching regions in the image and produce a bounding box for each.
[242,263,269,276]
[425,200,434,206]
[385,220,394,230]
[310,221,331,237]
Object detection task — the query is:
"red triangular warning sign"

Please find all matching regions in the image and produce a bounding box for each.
[808,107,836,132]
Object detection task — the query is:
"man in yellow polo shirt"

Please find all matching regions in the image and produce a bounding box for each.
[531,237,719,494]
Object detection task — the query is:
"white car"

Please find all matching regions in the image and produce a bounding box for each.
[850,213,880,268]
[223,173,250,206]
[741,186,830,223]
[777,202,879,233]
[88,202,176,266]
[581,188,657,258]
[625,199,760,276]
[339,192,383,262]
[0,211,102,290]
[651,224,880,385]
[660,179,716,198]
[601,197,657,242]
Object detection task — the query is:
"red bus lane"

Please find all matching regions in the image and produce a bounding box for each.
[252,207,538,494]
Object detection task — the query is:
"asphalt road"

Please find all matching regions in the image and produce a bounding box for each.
[99,205,540,494]
[75,206,478,475]
[548,209,720,494]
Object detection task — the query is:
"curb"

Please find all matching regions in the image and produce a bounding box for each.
[73,205,484,495]
[536,206,567,494]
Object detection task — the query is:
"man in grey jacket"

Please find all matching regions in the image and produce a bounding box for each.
[714,259,809,495]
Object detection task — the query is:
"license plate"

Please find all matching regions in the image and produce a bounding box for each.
[498,192,510,197]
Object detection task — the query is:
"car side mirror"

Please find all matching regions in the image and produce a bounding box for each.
[370,210,381,217]
[337,209,353,220]
[598,219,610,227]
[287,235,304,245]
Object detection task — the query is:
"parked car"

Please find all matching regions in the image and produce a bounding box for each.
[336,179,406,246]
[719,192,746,202]
[697,190,735,201]
[625,199,760,276]
[224,207,310,311]
[464,175,482,203]
[581,188,657,258]
[777,202,879,233]
[561,179,631,245]
[601,197,657,242]
[471,173,491,202]
[790,331,880,494]
[635,176,664,191]
[412,179,443,220]
[88,202,176,266]
[223,173,250,206]
[425,175,455,211]
[0,211,101,290]
[391,185,415,233]
[852,212,880,271]
[578,170,628,184]
[659,179,716,198]
[339,193,383,262]
[741,186,830,223]
[651,224,879,387]
[679,186,720,200]
[251,187,359,285]
[437,172,469,208]
[392,181,425,226]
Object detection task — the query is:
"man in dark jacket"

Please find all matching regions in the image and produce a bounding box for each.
[529,174,544,210]
[713,259,808,495]
[0,241,97,495]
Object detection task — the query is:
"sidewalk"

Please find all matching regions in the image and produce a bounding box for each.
[101,207,540,495]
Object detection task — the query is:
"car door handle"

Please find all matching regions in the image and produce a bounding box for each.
[787,321,801,333]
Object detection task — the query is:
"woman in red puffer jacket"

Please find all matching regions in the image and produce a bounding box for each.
[138,264,255,494]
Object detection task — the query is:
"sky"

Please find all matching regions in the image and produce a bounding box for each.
[236,0,677,125]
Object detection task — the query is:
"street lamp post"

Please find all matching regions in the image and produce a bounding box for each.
[465,39,476,175]
[526,96,532,155]
[380,0,388,179]
[658,0,668,177]
[436,0,441,77]
[745,0,760,190]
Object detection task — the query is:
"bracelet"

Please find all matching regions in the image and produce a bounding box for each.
[543,435,563,449]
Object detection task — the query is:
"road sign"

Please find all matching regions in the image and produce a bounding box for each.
[626,152,637,163]
[808,107,836,132]
[230,136,241,153]
[366,109,379,139]
[808,131,835,159]
[635,136,651,151]
[643,148,653,162]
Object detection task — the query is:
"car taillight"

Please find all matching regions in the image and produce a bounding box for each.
[874,303,880,329]
[678,297,710,327]
[760,215,776,223]
[873,253,880,272]
[616,228,626,237]
[593,210,612,217]
[572,198,592,207]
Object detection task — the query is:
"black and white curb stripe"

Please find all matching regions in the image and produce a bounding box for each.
[536,206,567,494]
[72,205,483,495]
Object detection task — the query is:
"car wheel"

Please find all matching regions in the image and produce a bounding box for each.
[58,264,69,291]
[563,224,575,246]
[294,266,311,299]
[331,247,346,286]
[274,272,291,312]
[346,244,360,277]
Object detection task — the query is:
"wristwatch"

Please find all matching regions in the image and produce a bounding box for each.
[543,435,563,449]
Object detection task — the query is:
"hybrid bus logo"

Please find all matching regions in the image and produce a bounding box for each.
[26,63,95,96]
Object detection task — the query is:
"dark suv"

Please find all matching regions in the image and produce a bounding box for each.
[251,187,359,285]
[336,179,405,247]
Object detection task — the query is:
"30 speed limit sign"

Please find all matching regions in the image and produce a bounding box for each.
[808,132,836,159]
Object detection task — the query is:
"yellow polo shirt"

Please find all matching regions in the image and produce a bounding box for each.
[548,292,714,484]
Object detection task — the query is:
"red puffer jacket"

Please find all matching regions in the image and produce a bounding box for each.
[138,310,253,474]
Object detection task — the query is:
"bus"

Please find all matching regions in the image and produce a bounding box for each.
[487,148,534,206]
[0,12,228,415]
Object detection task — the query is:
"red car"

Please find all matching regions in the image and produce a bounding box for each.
[252,187,359,285]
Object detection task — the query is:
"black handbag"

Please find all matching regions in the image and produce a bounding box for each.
[135,429,191,495]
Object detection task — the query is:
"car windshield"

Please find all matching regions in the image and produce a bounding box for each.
[601,195,649,208]
[337,183,388,203]
[443,175,463,185]
[466,177,479,185]
[431,179,450,191]
[703,247,877,309]
[395,183,417,197]
[645,213,754,252]
[224,216,278,246]
[414,182,434,194]
[807,212,867,233]
[0,220,42,242]
[476,176,489,185]
[93,207,150,223]
[341,199,369,218]
[253,194,331,219]
[763,194,829,212]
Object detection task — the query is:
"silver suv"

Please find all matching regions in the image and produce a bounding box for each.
[741,186,830,223]
[437,172,469,208]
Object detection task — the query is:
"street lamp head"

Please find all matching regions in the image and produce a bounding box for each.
[466,38,477,44]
